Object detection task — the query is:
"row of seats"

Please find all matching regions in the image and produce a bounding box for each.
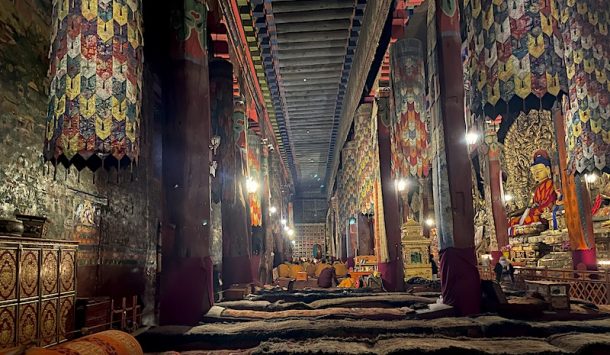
[278,262,349,278]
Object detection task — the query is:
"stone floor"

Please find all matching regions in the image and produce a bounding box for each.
[138,289,610,354]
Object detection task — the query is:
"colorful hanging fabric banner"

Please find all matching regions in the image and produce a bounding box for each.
[355,104,376,214]
[560,0,610,174]
[462,0,568,118]
[391,38,430,179]
[45,0,144,170]
[248,131,262,226]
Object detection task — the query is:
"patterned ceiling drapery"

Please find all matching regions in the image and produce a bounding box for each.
[355,104,376,214]
[45,0,144,171]
[462,0,568,119]
[560,0,610,174]
[390,38,430,179]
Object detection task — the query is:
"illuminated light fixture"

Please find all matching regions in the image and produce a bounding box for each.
[269,206,277,214]
[465,131,479,145]
[585,173,598,184]
[320,185,324,188]
[287,229,295,237]
[598,260,610,266]
[291,240,296,245]
[503,194,514,203]
[424,218,435,227]
[481,254,492,260]
[349,217,357,225]
[281,219,287,226]
[395,179,408,192]
[284,225,290,232]
[303,78,307,82]
[245,177,259,193]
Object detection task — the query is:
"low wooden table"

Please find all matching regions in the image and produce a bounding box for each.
[525,280,570,310]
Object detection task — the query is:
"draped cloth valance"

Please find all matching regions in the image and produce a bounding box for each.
[45,0,144,171]
[462,0,568,117]
[561,0,610,174]
[391,38,430,179]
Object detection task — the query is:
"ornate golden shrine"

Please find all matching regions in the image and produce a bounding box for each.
[401,219,432,280]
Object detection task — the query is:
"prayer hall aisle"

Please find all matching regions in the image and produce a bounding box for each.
[3,0,610,354]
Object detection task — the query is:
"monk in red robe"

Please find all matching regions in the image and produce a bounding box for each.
[509,150,557,228]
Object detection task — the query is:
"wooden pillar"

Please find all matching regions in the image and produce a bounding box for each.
[484,124,509,252]
[553,103,597,270]
[210,60,234,272]
[221,95,253,286]
[432,0,480,315]
[376,93,404,291]
[160,1,213,325]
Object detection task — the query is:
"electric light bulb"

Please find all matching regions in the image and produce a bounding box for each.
[395,179,408,192]
[465,131,479,145]
[269,206,277,214]
[503,194,514,202]
[425,218,435,227]
[287,229,294,237]
[245,177,259,193]
[585,173,598,184]
[281,219,287,225]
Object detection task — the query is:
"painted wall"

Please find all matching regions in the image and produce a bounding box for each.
[0,0,160,323]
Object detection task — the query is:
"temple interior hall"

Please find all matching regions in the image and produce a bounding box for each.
[3,0,610,354]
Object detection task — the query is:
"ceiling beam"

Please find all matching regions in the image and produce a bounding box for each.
[272,0,355,13]
[283,78,341,86]
[277,47,348,59]
[275,19,351,34]
[277,40,347,51]
[281,72,342,81]
[284,89,337,97]
[277,30,349,43]
[274,9,354,23]
[279,63,344,74]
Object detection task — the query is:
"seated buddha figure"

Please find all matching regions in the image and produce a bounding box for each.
[508,150,557,231]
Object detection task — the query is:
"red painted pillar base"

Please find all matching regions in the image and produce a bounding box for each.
[440,247,481,316]
[572,248,598,271]
[378,261,399,291]
[160,256,214,325]
[222,255,253,287]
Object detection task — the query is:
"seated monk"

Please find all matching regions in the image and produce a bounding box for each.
[289,262,304,278]
[508,150,557,231]
[337,274,356,288]
[315,259,331,277]
[333,262,348,277]
[306,262,317,278]
[278,263,290,278]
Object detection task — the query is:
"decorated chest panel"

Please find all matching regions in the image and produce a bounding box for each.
[0,237,77,349]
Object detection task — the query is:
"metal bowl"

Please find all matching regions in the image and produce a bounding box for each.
[0,218,24,237]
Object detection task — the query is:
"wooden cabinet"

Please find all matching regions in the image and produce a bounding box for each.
[0,236,77,349]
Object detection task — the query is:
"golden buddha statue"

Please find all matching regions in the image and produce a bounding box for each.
[509,150,557,233]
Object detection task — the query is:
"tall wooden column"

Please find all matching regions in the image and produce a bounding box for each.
[431,0,480,315]
[221,96,253,286]
[160,1,213,325]
[484,123,509,253]
[377,92,404,291]
[553,103,597,270]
